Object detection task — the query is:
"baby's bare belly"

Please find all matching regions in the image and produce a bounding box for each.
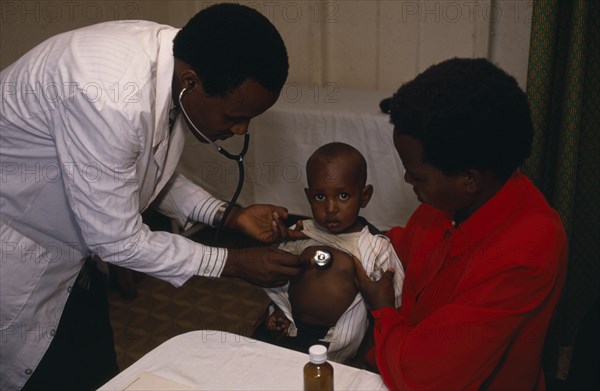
[288,246,358,327]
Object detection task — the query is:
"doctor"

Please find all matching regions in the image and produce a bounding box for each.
[0,4,304,390]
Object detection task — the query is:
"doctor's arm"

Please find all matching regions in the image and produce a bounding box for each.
[155,173,306,243]
[56,91,303,287]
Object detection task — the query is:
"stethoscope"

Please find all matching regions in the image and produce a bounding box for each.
[178,84,249,236]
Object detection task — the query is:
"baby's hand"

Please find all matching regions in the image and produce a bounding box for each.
[265,308,291,336]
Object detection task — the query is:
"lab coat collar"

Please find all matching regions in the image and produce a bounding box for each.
[153,27,179,150]
[144,26,186,206]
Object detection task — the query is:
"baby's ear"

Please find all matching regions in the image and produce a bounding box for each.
[360,185,374,207]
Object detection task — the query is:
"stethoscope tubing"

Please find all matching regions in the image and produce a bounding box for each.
[178,86,250,238]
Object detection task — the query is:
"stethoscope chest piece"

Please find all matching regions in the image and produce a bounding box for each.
[313,250,333,270]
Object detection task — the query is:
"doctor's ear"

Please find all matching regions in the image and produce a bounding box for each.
[180,69,200,92]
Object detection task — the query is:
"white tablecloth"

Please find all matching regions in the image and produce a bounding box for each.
[177,87,419,230]
[100,330,388,391]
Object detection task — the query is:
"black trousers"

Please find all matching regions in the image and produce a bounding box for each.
[23,262,119,391]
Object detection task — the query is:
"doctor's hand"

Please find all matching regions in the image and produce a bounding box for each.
[353,256,396,311]
[222,247,308,287]
[224,204,308,243]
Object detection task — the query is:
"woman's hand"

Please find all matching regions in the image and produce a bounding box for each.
[353,256,396,311]
[224,204,308,243]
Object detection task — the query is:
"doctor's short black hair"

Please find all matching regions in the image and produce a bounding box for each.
[390,58,533,181]
[173,3,289,96]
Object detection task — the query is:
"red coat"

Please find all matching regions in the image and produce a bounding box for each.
[374,173,567,391]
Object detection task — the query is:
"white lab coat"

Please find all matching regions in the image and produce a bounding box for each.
[0,21,227,389]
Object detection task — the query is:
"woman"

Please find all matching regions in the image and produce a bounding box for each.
[355,58,567,391]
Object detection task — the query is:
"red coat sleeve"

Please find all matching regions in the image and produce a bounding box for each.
[386,226,408,270]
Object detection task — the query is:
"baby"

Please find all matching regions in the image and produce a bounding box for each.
[259,142,404,363]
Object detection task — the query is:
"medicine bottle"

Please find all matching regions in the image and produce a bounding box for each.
[304,344,334,391]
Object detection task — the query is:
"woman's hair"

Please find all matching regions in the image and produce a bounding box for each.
[390,58,533,180]
[173,3,289,96]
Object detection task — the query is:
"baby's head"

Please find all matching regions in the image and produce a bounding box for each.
[305,142,373,234]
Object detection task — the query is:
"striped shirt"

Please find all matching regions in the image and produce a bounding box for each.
[265,219,404,362]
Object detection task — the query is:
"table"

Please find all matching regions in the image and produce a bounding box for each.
[100,330,388,390]
[177,87,419,231]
